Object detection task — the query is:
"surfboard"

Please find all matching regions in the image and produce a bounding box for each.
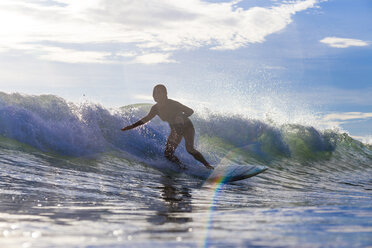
[178,163,267,183]
[202,164,268,183]
[147,159,267,183]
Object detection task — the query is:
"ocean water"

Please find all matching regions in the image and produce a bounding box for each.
[0,92,371,248]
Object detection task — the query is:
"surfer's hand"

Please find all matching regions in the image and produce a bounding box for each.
[121,126,131,131]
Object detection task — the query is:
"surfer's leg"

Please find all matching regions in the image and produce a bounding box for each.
[164,129,182,164]
[184,125,213,170]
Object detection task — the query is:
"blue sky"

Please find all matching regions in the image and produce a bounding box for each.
[0,0,371,142]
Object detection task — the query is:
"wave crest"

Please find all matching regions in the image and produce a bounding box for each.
[0,92,371,167]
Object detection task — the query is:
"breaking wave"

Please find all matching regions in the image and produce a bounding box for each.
[0,92,371,172]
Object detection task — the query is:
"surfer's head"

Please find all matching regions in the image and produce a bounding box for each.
[153,84,168,103]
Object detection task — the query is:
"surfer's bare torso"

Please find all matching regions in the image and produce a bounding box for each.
[149,99,193,130]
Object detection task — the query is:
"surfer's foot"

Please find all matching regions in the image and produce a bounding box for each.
[165,154,181,164]
[205,164,214,170]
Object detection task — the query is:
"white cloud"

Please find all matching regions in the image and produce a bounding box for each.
[133,94,154,101]
[39,46,111,64]
[132,53,176,64]
[320,37,369,48]
[0,0,323,64]
[351,135,372,145]
[117,52,137,58]
[323,112,372,121]
[317,112,372,130]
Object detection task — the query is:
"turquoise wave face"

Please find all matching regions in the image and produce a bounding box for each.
[0,92,371,169]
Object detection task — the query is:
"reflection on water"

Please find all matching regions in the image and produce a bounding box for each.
[147,176,192,226]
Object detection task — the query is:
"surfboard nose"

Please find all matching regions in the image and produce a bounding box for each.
[205,164,268,183]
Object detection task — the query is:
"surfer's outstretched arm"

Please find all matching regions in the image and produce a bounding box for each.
[121,106,156,131]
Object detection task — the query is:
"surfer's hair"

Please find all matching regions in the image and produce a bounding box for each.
[153,84,167,95]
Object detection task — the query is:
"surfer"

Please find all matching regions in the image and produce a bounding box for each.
[121,84,214,170]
